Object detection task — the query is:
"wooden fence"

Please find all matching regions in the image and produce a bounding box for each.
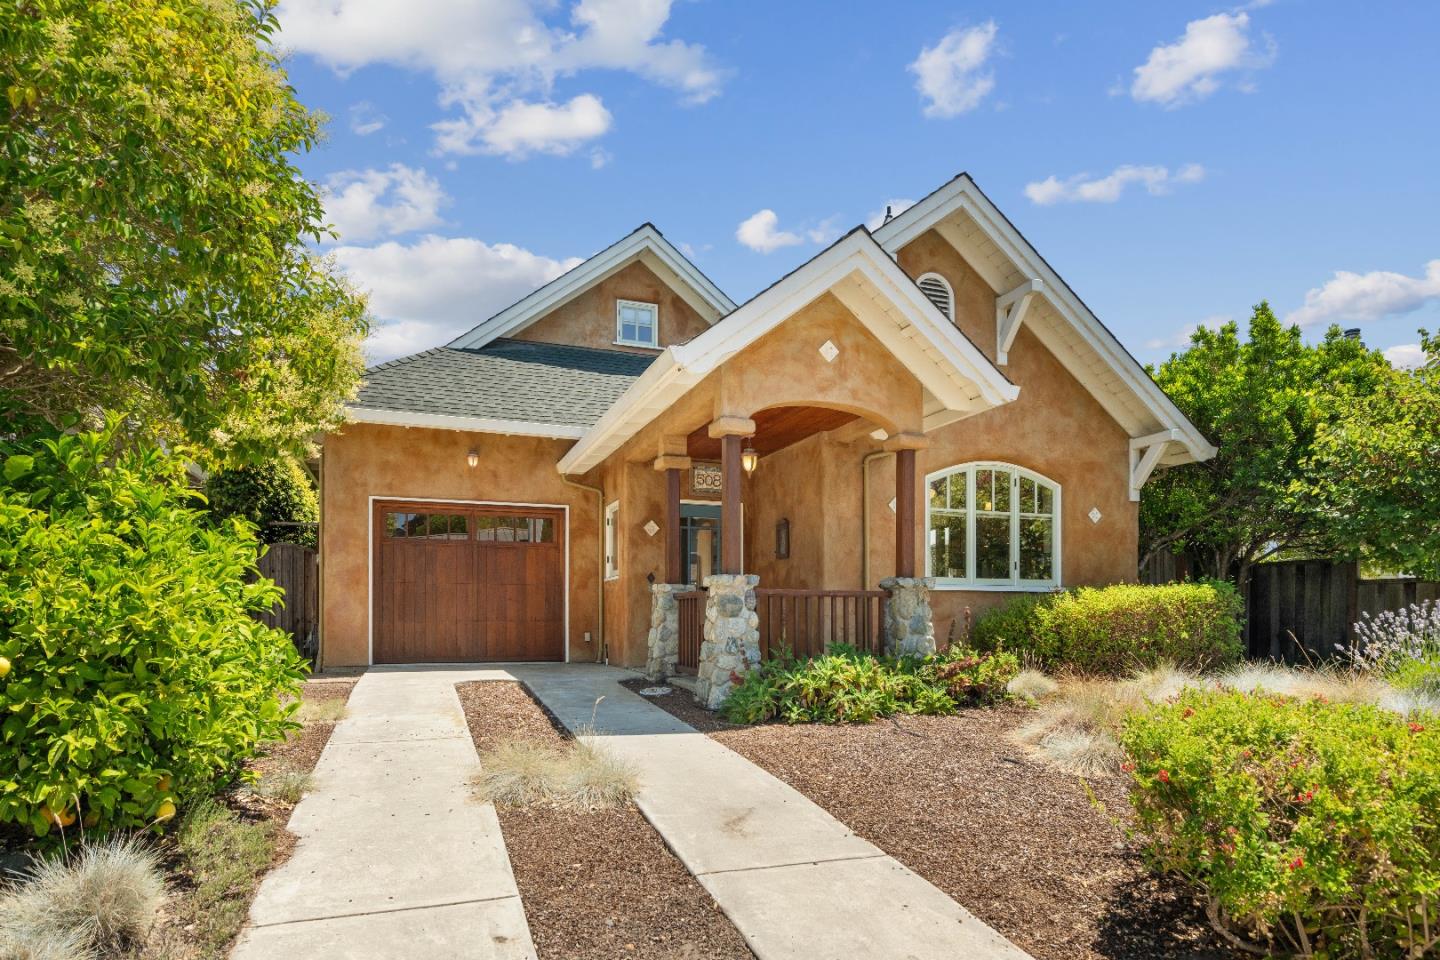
[1245,560,1439,663]
[755,588,887,660]
[254,542,319,659]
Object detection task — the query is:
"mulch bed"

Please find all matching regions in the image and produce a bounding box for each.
[457,680,753,960]
[635,685,1239,960]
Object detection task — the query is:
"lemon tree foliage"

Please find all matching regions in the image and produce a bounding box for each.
[1300,331,1440,579]
[0,0,367,463]
[1140,304,1395,584]
[0,423,305,836]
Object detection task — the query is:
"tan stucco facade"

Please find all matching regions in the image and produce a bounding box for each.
[319,423,602,667]
[320,225,1144,667]
[511,260,710,353]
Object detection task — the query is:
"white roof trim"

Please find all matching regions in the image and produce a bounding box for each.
[874,174,1217,464]
[449,225,736,350]
[557,230,1019,475]
[346,406,586,439]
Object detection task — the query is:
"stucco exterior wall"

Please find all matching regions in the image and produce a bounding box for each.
[319,422,602,667]
[511,260,710,353]
[894,229,1138,643]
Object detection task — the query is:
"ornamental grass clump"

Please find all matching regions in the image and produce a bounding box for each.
[1121,689,1440,958]
[720,644,1019,724]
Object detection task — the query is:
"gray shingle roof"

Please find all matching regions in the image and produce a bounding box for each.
[354,339,657,428]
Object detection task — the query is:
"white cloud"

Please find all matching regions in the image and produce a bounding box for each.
[1287,260,1440,328]
[1024,163,1206,205]
[736,209,803,254]
[433,94,613,158]
[806,216,843,246]
[275,0,725,156]
[1384,343,1426,369]
[321,164,448,243]
[1144,314,1230,351]
[330,235,582,361]
[1131,12,1274,107]
[865,199,915,231]
[909,21,998,118]
[348,101,387,135]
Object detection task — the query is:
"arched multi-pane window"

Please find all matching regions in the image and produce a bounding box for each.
[926,462,1060,589]
[916,272,954,322]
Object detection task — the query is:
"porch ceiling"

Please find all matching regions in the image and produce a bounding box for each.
[685,405,859,460]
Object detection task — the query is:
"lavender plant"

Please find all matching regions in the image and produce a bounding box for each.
[1339,601,1440,681]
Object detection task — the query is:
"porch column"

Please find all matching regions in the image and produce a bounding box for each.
[707,416,754,575]
[653,454,691,585]
[881,434,935,657]
[884,433,928,578]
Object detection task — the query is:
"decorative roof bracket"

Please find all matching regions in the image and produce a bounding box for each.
[995,279,1043,365]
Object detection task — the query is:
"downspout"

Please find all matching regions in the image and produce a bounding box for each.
[860,450,894,590]
[561,474,606,664]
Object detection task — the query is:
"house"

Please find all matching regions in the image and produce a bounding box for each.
[317,173,1214,704]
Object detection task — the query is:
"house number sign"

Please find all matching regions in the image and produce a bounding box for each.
[692,463,723,494]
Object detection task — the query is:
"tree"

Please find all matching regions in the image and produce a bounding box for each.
[0,0,367,463]
[1140,303,1393,586]
[1299,330,1440,578]
[205,456,318,546]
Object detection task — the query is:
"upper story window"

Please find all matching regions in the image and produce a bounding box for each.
[926,462,1060,590]
[916,272,954,322]
[616,299,659,348]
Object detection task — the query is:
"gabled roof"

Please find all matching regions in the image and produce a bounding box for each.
[556,228,1019,475]
[348,339,656,439]
[873,173,1216,465]
[448,224,736,351]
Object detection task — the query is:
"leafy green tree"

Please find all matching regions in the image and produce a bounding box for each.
[205,456,318,546]
[1298,331,1440,578]
[0,0,367,463]
[1141,303,1393,585]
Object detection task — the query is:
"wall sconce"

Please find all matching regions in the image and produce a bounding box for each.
[466,449,480,468]
[741,445,759,474]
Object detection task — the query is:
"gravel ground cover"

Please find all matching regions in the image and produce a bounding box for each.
[621,679,1238,960]
[458,680,753,960]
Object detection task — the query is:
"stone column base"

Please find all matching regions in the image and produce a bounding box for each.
[880,576,936,657]
[695,574,761,710]
[644,583,686,682]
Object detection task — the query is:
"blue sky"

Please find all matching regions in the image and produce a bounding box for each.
[274,0,1440,368]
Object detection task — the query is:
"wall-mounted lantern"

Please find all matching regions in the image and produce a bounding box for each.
[466,449,480,468]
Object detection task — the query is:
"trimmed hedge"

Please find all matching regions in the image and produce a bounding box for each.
[1122,689,1440,956]
[970,581,1243,675]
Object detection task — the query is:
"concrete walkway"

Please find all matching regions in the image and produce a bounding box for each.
[232,666,536,960]
[508,663,1032,960]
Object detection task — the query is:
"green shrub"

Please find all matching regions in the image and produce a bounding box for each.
[1121,689,1440,957]
[204,456,317,547]
[720,645,1019,724]
[0,425,305,836]
[970,594,1049,658]
[971,581,1243,675]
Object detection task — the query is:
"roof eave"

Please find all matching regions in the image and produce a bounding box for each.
[346,406,587,440]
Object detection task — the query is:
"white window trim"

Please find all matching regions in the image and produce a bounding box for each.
[925,461,1062,592]
[614,298,659,349]
[916,272,954,322]
[604,500,620,580]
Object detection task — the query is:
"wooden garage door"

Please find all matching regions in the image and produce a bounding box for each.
[374,501,565,663]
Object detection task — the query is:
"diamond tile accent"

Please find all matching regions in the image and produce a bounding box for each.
[888,497,897,514]
[1088,507,1102,524]
[818,340,839,363]
[643,520,659,537]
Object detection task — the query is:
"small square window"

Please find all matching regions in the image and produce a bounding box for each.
[615,300,658,348]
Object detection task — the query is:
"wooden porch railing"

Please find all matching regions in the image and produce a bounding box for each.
[675,590,706,673]
[756,588,886,660]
